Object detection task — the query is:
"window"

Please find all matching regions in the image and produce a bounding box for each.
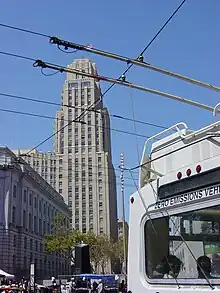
[30,239,33,250]
[29,193,32,205]
[14,235,17,247]
[34,197,37,208]
[12,206,16,225]
[39,200,42,213]
[13,255,16,269]
[39,219,42,235]
[23,210,26,228]
[82,81,90,87]
[13,185,17,198]
[29,213,32,231]
[24,237,27,249]
[145,204,220,282]
[69,82,78,89]
[34,216,37,233]
[23,189,27,202]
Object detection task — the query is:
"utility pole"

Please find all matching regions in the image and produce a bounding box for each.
[120,153,127,274]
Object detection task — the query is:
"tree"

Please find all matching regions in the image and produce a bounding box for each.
[44,217,114,273]
[44,214,84,263]
[112,236,128,273]
[84,231,100,272]
[97,234,112,273]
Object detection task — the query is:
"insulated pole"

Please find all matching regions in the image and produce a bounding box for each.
[33,60,220,115]
[49,37,220,93]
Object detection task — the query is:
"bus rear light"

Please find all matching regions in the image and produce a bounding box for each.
[130,197,134,204]
[177,172,182,180]
[186,169,191,176]
[196,165,201,173]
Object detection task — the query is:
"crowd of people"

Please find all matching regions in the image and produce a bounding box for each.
[0,277,30,292]
[59,277,126,293]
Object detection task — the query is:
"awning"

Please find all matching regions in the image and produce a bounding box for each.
[0,269,14,278]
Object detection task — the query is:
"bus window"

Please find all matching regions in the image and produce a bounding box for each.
[145,205,220,280]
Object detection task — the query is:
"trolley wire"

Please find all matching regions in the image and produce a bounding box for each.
[0,50,35,62]
[0,0,188,107]
[0,0,187,153]
[94,0,187,98]
[0,92,168,130]
[0,23,50,38]
[126,133,220,171]
[0,107,150,139]
[22,148,139,175]
[2,49,217,153]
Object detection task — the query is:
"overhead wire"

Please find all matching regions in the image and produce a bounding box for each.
[0,107,150,139]
[0,50,35,62]
[0,108,85,125]
[2,49,219,152]
[0,0,188,155]
[53,0,188,98]
[0,23,50,38]
[129,87,141,163]
[38,170,138,185]
[0,92,168,130]
[0,50,176,153]
[22,150,139,175]
[0,50,145,153]
[126,134,220,171]
[32,59,219,114]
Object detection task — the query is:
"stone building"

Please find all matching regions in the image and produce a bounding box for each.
[0,146,71,279]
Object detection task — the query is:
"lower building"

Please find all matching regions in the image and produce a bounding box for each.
[118,220,129,240]
[0,147,71,280]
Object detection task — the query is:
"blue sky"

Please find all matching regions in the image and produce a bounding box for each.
[0,0,220,221]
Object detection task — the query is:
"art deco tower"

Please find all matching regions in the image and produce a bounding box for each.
[15,59,118,240]
[53,59,118,238]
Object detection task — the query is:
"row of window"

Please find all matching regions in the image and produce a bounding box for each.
[68,81,91,89]
[12,254,68,275]
[21,188,58,219]
[32,159,56,167]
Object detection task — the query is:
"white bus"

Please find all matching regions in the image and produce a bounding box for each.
[128,121,220,292]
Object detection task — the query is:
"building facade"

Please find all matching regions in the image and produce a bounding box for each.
[0,147,71,279]
[14,59,118,241]
[118,220,129,240]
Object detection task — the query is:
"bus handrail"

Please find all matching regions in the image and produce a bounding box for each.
[139,122,188,188]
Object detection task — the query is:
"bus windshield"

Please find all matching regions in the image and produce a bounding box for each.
[145,204,220,280]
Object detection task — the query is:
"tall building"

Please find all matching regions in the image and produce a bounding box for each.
[14,59,118,240]
[0,146,71,279]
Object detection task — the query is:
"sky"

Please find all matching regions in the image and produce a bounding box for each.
[0,0,220,221]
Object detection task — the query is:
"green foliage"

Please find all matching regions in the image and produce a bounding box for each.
[113,236,127,262]
[44,215,126,272]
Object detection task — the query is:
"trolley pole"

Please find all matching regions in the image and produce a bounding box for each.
[120,153,127,274]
